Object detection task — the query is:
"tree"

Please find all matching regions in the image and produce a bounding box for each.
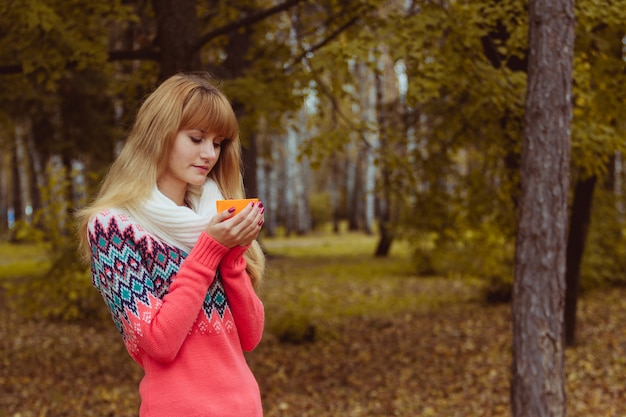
[0,0,375,232]
[563,0,626,346]
[511,1,575,416]
[1,0,624,303]
[564,174,596,346]
[0,0,129,231]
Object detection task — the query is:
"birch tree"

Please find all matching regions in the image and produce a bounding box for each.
[14,122,33,225]
[356,60,378,235]
[0,134,13,234]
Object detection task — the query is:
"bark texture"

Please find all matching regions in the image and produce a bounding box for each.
[511,0,575,416]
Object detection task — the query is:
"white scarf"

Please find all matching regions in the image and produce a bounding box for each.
[127,179,224,254]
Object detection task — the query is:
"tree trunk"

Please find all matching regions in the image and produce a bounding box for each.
[347,147,364,231]
[1,142,14,234]
[10,140,21,240]
[374,67,392,256]
[242,133,259,199]
[24,119,45,215]
[329,155,341,233]
[14,123,32,224]
[152,0,200,79]
[261,146,280,237]
[287,117,311,235]
[351,60,377,233]
[511,0,575,416]
[375,222,393,257]
[564,175,596,347]
[374,44,404,257]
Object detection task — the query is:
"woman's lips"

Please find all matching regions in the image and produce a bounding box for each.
[193,165,209,173]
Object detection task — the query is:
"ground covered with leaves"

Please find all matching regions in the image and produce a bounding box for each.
[1,235,625,417]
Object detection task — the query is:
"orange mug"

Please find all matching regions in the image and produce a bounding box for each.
[216,198,259,216]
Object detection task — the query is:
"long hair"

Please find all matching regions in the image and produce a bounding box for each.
[76,72,265,288]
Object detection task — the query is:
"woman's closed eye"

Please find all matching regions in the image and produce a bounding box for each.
[190,137,219,147]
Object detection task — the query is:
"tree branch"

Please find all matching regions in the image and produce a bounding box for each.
[286,4,374,148]
[0,48,161,76]
[108,47,161,62]
[0,64,23,75]
[307,64,373,149]
[192,0,307,54]
[288,15,360,70]
[0,0,304,75]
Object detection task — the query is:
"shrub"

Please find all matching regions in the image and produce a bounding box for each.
[6,245,106,322]
[5,161,106,322]
[580,188,626,289]
[411,223,514,303]
[308,191,333,230]
[269,310,317,344]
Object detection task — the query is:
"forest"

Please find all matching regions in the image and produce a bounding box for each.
[1,0,625,416]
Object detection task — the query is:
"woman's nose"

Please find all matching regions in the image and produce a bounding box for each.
[200,142,216,159]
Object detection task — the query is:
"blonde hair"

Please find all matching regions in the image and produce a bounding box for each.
[76,72,265,288]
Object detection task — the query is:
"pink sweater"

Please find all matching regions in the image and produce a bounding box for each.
[88,209,264,417]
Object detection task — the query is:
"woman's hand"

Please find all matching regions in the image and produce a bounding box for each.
[205,201,264,248]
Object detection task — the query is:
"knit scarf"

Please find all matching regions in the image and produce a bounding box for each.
[127,179,224,254]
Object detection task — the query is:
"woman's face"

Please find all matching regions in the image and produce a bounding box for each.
[159,129,224,193]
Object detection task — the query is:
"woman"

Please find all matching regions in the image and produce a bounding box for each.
[77,72,266,417]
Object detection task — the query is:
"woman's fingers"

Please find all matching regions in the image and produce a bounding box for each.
[230,202,264,244]
[206,201,264,247]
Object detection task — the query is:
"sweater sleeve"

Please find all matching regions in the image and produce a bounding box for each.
[88,213,230,363]
[219,245,265,352]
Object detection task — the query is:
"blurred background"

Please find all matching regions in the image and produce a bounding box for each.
[1,0,625,416]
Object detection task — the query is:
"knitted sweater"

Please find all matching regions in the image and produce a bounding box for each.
[87,209,264,417]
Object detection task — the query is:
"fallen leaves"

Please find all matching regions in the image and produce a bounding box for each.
[1,282,625,416]
[248,288,626,417]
